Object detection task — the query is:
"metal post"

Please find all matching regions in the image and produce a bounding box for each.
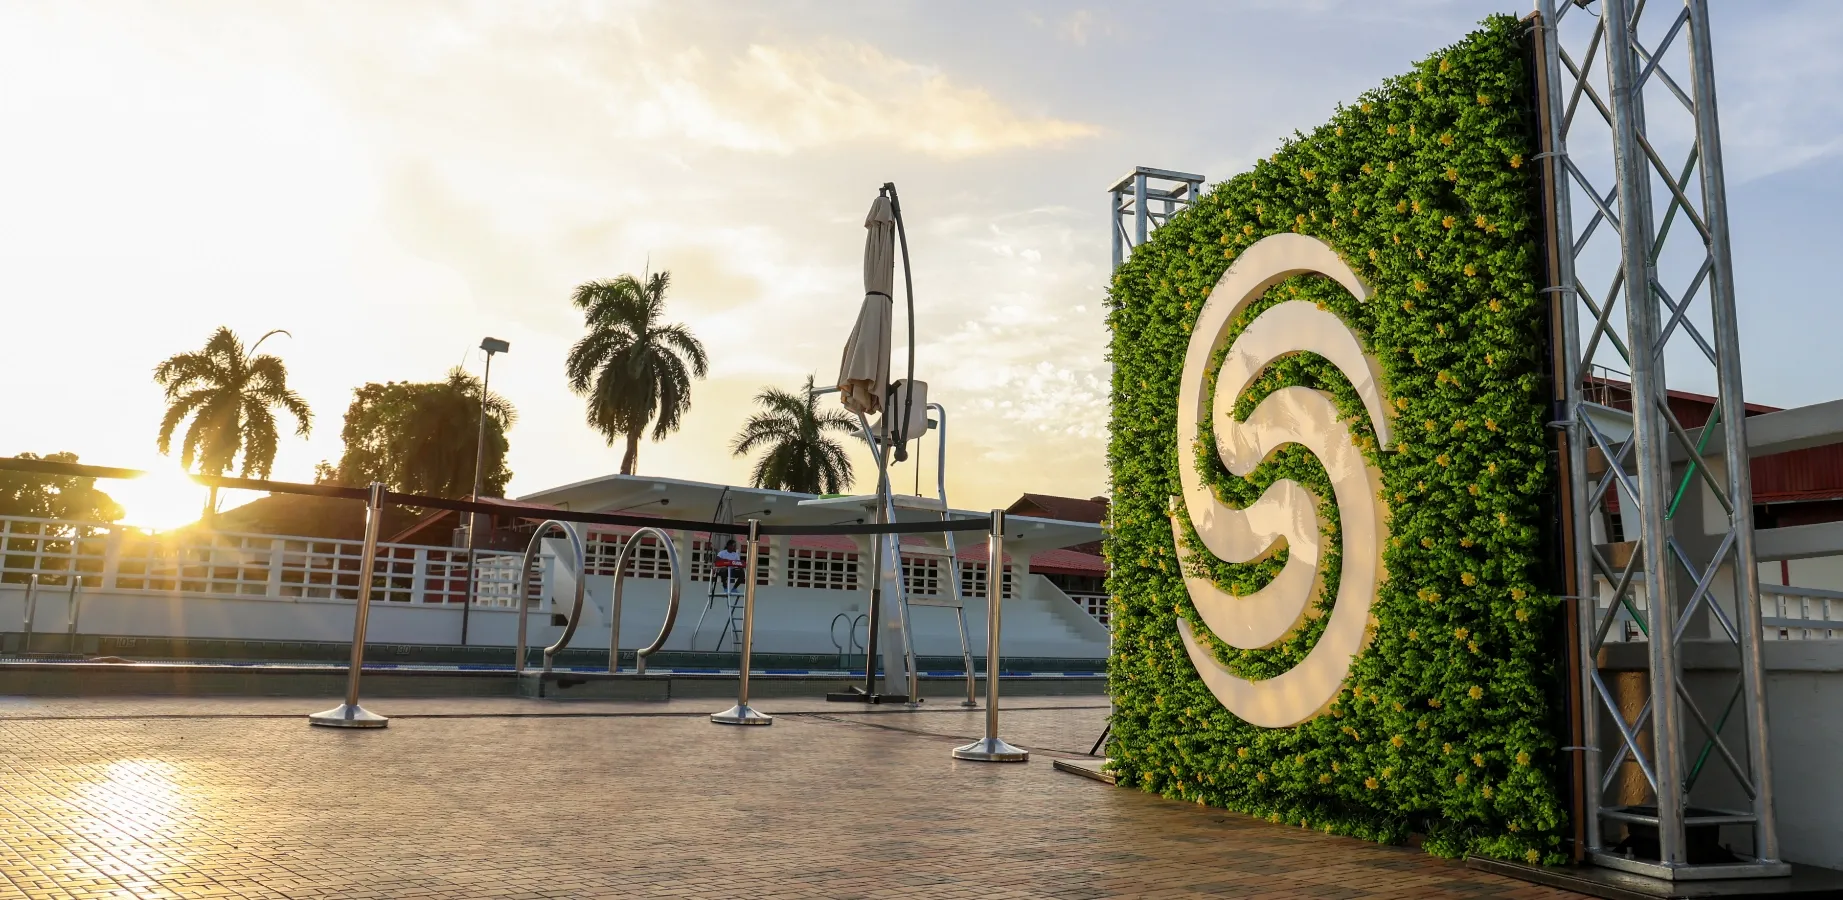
[1534,0,1600,855]
[1602,0,1683,865]
[953,510,1026,762]
[928,402,978,709]
[1686,0,1778,864]
[309,482,389,728]
[461,349,494,646]
[712,519,771,725]
[1110,190,1124,270]
[65,578,80,653]
[21,573,37,652]
[861,415,888,698]
[1132,171,1149,248]
[886,520,920,705]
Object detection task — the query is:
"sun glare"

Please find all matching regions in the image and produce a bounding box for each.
[111,465,213,532]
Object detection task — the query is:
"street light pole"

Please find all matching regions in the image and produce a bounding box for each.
[460,336,509,647]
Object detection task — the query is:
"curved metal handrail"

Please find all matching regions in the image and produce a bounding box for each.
[607,526,682,674]
[514,520,587,675]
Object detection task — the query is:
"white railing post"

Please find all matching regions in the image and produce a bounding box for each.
[265,537,285,599]
[100,526,123,592]
[769,533,788,587]
[410,547,428,604]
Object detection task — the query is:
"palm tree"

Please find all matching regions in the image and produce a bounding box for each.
[731,375,856,494]
[565,271,708,475]
[154,327,312,518]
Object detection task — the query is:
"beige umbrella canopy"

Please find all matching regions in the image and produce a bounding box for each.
[838,194,895,418]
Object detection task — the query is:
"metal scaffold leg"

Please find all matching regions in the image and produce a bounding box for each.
[1535,0,1783,879]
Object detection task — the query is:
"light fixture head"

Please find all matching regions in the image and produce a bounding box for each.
[480,337,510,354]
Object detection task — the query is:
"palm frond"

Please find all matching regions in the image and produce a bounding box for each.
[654,323,708,378]
[239,403,279,478]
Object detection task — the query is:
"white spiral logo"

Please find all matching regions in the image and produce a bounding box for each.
[1173,233,1392,728]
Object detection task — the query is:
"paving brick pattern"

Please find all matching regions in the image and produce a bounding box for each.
[0,698,1580,899]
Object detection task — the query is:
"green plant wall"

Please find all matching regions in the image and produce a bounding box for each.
[1105,15,1567,864]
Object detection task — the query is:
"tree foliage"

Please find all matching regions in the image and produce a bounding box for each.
[322,367,515,499]
[1106,17,1565,864]
[731,375,856,494]
[153,327,312,482]
[0,452,124,524]
[565,271,709,475]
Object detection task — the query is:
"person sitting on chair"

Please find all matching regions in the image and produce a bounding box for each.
[714,539,744,596]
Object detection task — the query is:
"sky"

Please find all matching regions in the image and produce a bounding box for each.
[5,0,1843,528]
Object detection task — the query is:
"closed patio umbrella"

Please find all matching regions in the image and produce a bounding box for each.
[838,194,895,419]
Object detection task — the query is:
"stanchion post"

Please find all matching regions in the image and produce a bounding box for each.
[711,518,772,725]
[309,482,389,728]
[66,578,81,653]
[21,573,38,651]
[953,509,1027,762]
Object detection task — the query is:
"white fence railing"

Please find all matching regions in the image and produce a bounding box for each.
[0,515,529,607]
[0,514,1040,614]
[1068,591,1110,628]
[1761,584,1843,641]
[1589,576,1842,642]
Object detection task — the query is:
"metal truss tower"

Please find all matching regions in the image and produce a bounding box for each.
[1535,0,1784,879]
[1110,167,1206,269]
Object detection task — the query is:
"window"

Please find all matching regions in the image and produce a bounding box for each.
[901,555,945,597]
[788,548,859,590]
[584,532,673,579]
[959,561,1014,600]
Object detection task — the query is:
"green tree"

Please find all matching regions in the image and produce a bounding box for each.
[153,327,312,517]
[0,452,125,524]
[322,367,515,499]
[730,375,856,494]
[565,271,708,475]
[1,452,125,583]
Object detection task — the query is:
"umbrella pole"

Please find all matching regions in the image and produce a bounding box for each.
[862,417,885,698]
[848,411,896,700]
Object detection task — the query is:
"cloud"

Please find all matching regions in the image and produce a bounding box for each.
[1709,2,1843,181]
[1056,11,1101,47]
[611,40,1099,158]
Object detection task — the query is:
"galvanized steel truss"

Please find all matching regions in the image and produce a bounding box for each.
[1534,0,1783,879]
[1109,167,1206,269]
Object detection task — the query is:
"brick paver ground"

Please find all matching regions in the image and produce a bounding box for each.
[0,695,1580,899]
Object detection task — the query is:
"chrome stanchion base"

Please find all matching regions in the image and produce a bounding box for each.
[959,699,979,709]
[307,703,389,728]
[710,703,773,726]
[952,736,1027,762]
